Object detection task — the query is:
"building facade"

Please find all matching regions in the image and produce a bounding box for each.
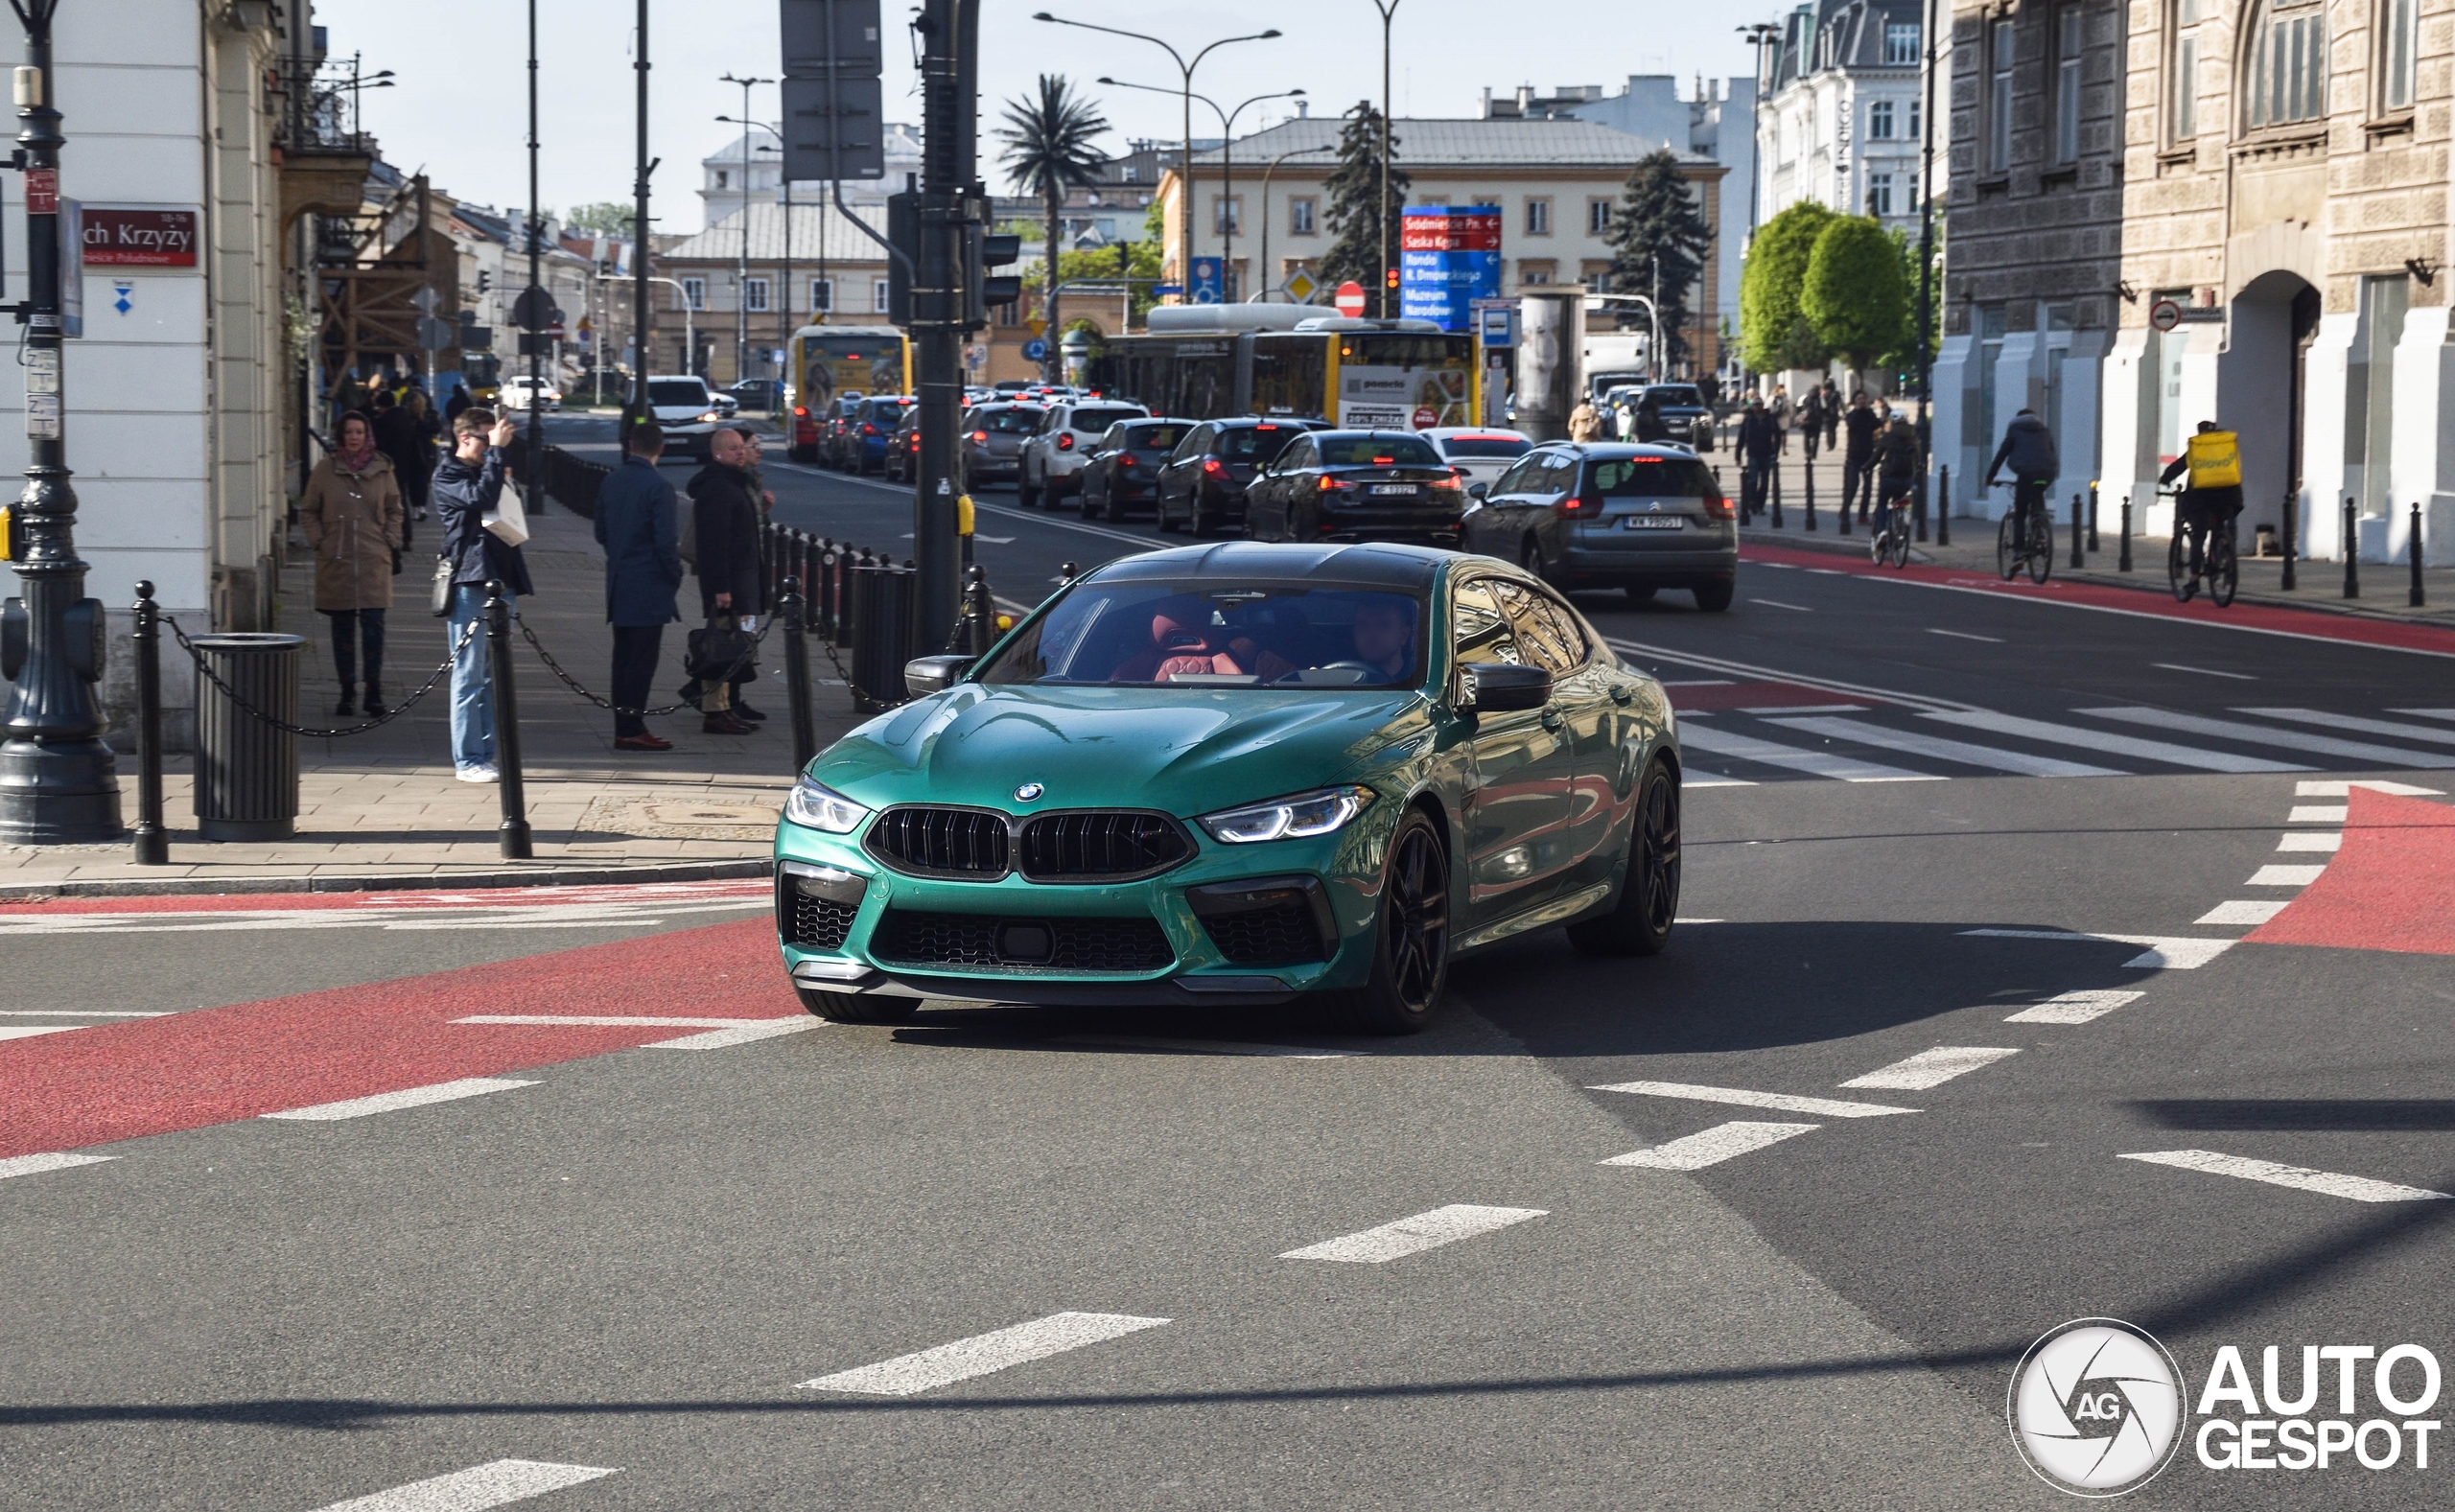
[651,201,890,384]
[698,123,923,231]
[1760,0,1933,233]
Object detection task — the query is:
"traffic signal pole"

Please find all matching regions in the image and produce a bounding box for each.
[910,0,977,641]
[0,2,122,843]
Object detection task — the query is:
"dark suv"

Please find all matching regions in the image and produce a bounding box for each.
[1152,418,1316,536]
[1460,443,1736,611]
[1080,418,1194,522]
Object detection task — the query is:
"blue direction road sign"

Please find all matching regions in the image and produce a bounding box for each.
[1022,337,1048,361]
[1188,257,1225,305]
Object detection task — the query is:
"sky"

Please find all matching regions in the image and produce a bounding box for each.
[318,1,1760,230]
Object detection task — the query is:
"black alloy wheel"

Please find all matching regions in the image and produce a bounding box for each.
[1568,758,1680,957]
[797,987,919,1024]
[1343,808,1450,1035]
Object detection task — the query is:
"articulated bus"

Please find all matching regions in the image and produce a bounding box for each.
[1087,310,1479,431]
[788,323,913,461]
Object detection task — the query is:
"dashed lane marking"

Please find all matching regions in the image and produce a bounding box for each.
[1766,715,2122,778]
[2277,831,2343,852]
[2003,989,2145,1024]
[306,1458,619,1512]
[1748,598,1812,612]
[2197,900,2290,926]
[1918,710,2311,774]
[1684,773,1757,788]
[1739,703,1872,715]
[2077,706,2455,770]
[1056,1035,1360,1058]
[1840,1046,2022,1091]
[796,1312,1171,1396]
[2295,779,2444,797]
[1279,1203,1548,1264]
[2248,865,2327,886]
[2120,1150,2453,1204]
[2153,663,2257,680]
[1958,929,2240,969]
[453,1013,823,1050]
[1675,724,1943,783]
[2289,804,2350,823]
[1602,1121,1818,1170]
[1590,1079,1919,1118]
[1929,628,2004,643]
[0,1151,115,1182]
[262,1078,539,1122]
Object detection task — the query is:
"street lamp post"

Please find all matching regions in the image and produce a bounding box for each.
[0,0,119,841]
[625,0,657,428]
[723,112,794,404]
[1253,144,1337,299]
[1362,0,1402,318]
[1915,0,1939,434]
[720,74,776,389]
[525,0,545,513]
[1033,14,1280,303]
[1099,80,1301,300]
[1738,21,1781,394]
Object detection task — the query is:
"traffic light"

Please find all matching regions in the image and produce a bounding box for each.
[886,190,916,326]
[477,268,492,294]
[1384,267,1399,291]
[966,227,1023,326]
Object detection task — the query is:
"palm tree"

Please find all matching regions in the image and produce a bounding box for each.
[995,76,1111,379]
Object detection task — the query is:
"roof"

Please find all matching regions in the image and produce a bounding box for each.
[1186,117,1713,172]
[1099,541,1449,589]
[660,201,893,264]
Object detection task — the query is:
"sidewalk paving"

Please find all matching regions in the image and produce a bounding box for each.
[0,495,868,898]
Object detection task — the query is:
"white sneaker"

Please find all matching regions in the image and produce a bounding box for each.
[456,764,501,783]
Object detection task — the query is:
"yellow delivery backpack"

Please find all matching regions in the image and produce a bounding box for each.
[2186,430,2242,489]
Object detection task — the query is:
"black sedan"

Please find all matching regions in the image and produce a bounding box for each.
[1080,417,1194,522]
[1243,430,1468,547]
[1626,384,1716,452]
[1153,418,1314,536]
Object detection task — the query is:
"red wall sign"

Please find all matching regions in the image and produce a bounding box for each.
[1399,207,1504,253]
[82,207,200,268]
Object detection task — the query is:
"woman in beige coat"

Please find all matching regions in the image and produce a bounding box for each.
[299,410,405,716]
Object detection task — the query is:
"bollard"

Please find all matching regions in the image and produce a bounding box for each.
[2344,498,2360,598]
[1915,472,1929,544]
[2280,491,2298,591]
[1059,560,1079,584]
[2119,496,2134,571]
[2088,481,2100,553]
[1804,454,1817,531]
[130,581,168,865]
[2070,493,2085,569]
[1937,466,1951,547]
[781,573,818,772]
[1770,454,1784,528]
[962,565,996,656]
[483,581,533,859]
[2413,500,2428,608]
[1837,462,1851,536]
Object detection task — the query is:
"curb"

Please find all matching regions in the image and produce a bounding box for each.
[0,855,773,903]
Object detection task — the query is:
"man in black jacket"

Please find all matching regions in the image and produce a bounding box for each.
[433,408,530,781]
[1841,391,1882,523]
[1985,407,2062,557]
[1736,399,1780,522]
[687,428,765,734]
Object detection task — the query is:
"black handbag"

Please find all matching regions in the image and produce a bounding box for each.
[685,625,756,680]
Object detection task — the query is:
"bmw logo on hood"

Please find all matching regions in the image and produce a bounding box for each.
[1014,782,1045,803]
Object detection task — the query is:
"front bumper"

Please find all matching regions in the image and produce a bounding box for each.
[773,805,1396,1006]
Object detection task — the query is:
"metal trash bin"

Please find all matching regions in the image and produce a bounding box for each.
[191,632,302,842]
[848,563,916,710]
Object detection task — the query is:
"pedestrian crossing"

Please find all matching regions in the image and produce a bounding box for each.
[1670,700,2455,788]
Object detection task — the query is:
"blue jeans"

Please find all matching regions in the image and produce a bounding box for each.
[447,583,508,770]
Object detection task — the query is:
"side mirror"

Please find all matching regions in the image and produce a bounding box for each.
[902,654,975,698]
[1456,662,1552,714]
[1466,482,1488,502]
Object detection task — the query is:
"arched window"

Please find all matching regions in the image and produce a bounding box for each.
[2245,0,2327,128]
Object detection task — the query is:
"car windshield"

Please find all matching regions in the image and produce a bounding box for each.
[1319,435,1442,467]
[1591,456,1718,497]
[1126,424,1187,451]
[1439,436,1531,459]
[978,581,1430,689]
[1071,407,1142,431]
[1648,386,1706,407]
[1215,426,1298,461]
[980,407,1043,433]
[648,381,708,407]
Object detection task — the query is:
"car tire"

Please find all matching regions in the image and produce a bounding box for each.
[1520,536,1547,582]
[1692,580,1735,613]
[1018,472,1042,508]
[1567,758,1680,959]
[1084,483,1108,522]
[1157,493,1182,532]
[796,987,920,1025]
[1339,808,1451,1035]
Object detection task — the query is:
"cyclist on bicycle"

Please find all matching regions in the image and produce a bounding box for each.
[2159,420,2244,593]
[1873,413,1919,536]
[1984,407,2059,554]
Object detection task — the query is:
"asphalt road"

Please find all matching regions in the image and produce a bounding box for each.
[7,420,2450,1507]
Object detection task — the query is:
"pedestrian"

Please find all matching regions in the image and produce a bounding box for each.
[1874,412,1920,535]
[594,419,684,752]
[1769,384,1791,454]
[1984,407,2061,559]
[443,384,472,427]
[1736,397,1779,522]
[374,388,438,544]
[687,427,765,734]
[433,407,530,782]
[1819,378,1841,451]
[298,410,404,718]
[1568,394,1602,443]
[1798,384,1824,462]
[1842,390,1882,522]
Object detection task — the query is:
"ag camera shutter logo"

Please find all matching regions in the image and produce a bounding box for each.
[2009,1318,2186,1496]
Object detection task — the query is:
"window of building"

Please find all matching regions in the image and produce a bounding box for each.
[873,277,891,313]
[1977,303,2008,454]
[1908,95,1922,139]
[681,277,706,311]
[2382,0,2417,111]
[1580,262,1611,291]
[744,276,770,313]
[2055,10,2084,164]
[1211,196,1241,236]
[714,170,729,189]
[1525,198,1552,236]
[1988,19,2014,173]
[1123,164,1138,182]
[810,277,833,313]
[2247,0,2327,128]
[1885,20,1920,64]
[1520,261,1554,286]
[1869,99,1895,139]
[1587,198,1613,235]
[1867,171,1895,218]
[1288,197,1317,235]
[2170,0,2202,140]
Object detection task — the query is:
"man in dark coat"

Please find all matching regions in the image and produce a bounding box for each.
[1841,391,1882,523]
[595,420,685,751]
[1735,399,1780,522]
[686,428,764,734]
[433,407,532,780]
[1874,414,1921,534]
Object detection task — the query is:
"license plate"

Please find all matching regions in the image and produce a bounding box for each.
[1624,515,1685,530]
[1369,483,1419,497]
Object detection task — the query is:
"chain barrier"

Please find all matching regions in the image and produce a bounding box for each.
[513,610,777,716]
[166,615,479,739]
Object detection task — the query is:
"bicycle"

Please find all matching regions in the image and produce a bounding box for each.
[2161,484,2238,607]
[1868,479,1914,570]
[1992,481,2054,584]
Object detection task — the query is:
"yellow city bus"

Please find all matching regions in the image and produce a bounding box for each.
[1091,320,1478,430]
[789,324,913,460]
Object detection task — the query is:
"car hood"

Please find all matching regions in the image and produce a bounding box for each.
[814,683,1427,818]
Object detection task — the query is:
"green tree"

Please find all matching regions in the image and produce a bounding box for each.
[1320,101,1409,316]
[564,201,637,237]
[1738,200,1835,372]
[1021,239,1167,326]
[1800,214,1909,384]
[994,75,1111,377]
[1603,150,1713,368]
[1881,223,1943,375]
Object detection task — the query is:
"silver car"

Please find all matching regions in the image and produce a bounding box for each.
[1017,400,1149,509]
[1460,443,1737,612]
[959,401,1046,487]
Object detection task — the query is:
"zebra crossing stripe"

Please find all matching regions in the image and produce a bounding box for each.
[1765,715,2121,778]
[2077,707,2455,770]
[1675,725,1943,783]
[2243,709,2455,748]
[1916,710,2311,773]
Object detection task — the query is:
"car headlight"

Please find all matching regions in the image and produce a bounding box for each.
[1197,785,1375,844]
[784,776,869,833]
[698,410,722,424]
